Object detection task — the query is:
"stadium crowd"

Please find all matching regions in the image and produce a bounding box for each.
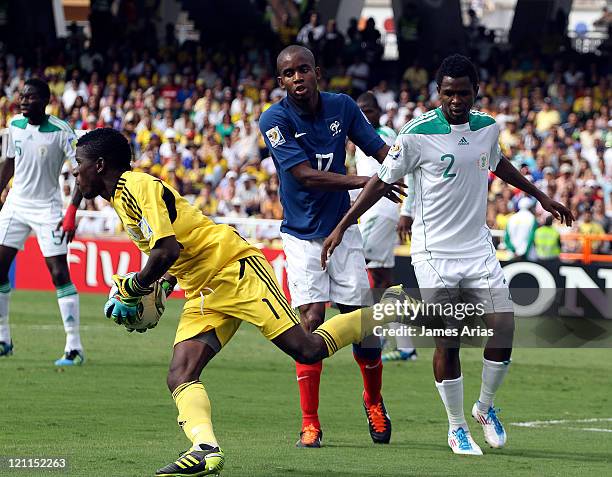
[0,14,610,254]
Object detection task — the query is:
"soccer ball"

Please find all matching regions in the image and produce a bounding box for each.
[108,273,167,332]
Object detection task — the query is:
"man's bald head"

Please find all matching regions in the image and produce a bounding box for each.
[276,45,316,74]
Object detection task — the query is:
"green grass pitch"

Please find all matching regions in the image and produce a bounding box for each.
[1,291,611,476]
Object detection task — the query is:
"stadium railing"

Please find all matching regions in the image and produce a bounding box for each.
[556,232,612,264]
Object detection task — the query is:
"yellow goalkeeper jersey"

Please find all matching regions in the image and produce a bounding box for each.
[111,171,261,300]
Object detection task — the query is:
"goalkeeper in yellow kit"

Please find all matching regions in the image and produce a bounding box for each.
[74,128,411,476]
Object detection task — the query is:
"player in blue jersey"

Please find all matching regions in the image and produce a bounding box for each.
[259,45,404,448]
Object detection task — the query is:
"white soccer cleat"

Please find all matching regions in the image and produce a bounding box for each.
[447,426,483,455]
[472,402,507,448]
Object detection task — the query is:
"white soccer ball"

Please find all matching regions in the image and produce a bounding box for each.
[108,273,167,332]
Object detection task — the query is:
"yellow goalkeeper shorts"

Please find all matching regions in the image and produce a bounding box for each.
[174,254,300,347]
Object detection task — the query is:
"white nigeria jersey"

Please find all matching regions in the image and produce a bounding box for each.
[378,108,502,263]
[6,114,76,205]
[353,125,398,221]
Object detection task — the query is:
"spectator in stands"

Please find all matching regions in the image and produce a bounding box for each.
[321,19,344,68]
[578,207,605,253]
[346,54,370,97]
[76,200,105,236]
[534,215,562,260]
[372,80,395,111]
[402,59,428,92]
[535,98,561,136]
[236,174,260,216]
[505,197,538,260]
[296,11,325,51]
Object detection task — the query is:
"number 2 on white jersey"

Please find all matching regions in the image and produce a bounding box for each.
[315,153,334,171]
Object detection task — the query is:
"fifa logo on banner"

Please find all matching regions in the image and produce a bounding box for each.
[329,120,341,136]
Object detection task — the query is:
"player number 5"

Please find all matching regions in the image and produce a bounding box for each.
[315,153,334,172]
[441,154,456,178]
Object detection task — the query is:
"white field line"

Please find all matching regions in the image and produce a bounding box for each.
[567,427,612,433]
[511,418,612,433]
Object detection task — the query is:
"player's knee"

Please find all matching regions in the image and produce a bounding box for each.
[48,265,70,287]
[293,339,323,364]
[301,312,324,332]
[494,313,515,335]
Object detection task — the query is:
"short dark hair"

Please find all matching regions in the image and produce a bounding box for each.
[276,45,316,74]
[435,54,479,91]
[356,91,379,110]
[77,128,132,171]
[24,77,50,101]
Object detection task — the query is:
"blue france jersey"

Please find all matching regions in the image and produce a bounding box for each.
[259,92,384,239]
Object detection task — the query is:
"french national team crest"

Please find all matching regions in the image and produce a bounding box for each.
[265,126,286,148]
[478,152,489,170]
[329,120,341,136]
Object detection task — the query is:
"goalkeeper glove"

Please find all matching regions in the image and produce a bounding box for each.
[159,278,175,298]
[104,273,153,325]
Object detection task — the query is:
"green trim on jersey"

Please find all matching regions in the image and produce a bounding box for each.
[468,110,496,131]
[399,109,450,135]
[376,126,396,139]
[42,115,74,133]
[10,114,73,133]
[399,108,496,135]
[10,116,28,129]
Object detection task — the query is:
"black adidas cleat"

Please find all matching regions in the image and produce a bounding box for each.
[363,394,392,444]
[156,446,225,476]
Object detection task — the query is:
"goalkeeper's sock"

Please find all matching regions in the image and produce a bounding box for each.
[314,308,377,357]
[173,380,219,449]
[0,282,11,344]
[56,284,82,353]
[314,286,423,357]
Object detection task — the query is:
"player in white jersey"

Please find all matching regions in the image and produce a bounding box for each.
[0,78,84,365]
[322,55,573,455]
[353,92,416,362]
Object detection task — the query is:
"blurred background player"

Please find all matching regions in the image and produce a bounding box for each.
[0,78,84,365]
[353,92,416,362]
[260,45,403,448]
[322,54,573,456]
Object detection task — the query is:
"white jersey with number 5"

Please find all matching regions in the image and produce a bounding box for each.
[6,114,76,206]
[377,108,501,263]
